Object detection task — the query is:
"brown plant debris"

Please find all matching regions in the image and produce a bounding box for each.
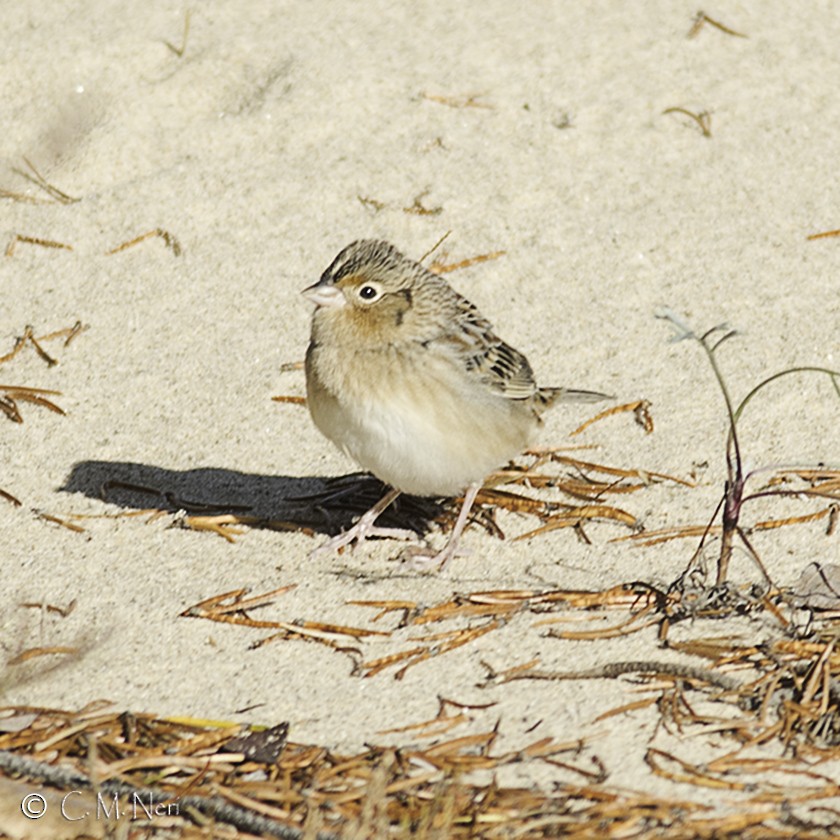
[421,92,493,109]
[0,706,591,837]
[5,234,74,257]
[0,326,75,485]
[428,249,507,275]
[8,646,81,665]
[106,228,182,256]
[3,326,57,366]
[183,576,840,764]
[20,599,77,618]
[619,469,840,549]
[687,10,748,39]
[34,511,86,533]
[272,394,307,405]
[402,189,442,216]
[776,468,840,495]
[0,487,22,506]
[1,698,839,839]
[182,583,665,681]
[662,106,712,137]
[570,399,654,435]
[480,657,743,693]
[0,386,64,423]
[357,194,387,212]
[2,157,80,204]
[807,227,840,241]
[181,586,389,662]
[377,697,497,738]
[163,9,192,57]
[479,599,840,792]
[0,322,87,367]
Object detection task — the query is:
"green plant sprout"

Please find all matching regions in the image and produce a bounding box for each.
[658,310,840,587]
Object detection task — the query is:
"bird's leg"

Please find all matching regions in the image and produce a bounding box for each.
[434,481,482,569]
[402,481,482,571]
[310,487,415,558]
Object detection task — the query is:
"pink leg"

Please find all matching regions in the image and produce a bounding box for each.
[310,487,415,559]
[403,481,482,571]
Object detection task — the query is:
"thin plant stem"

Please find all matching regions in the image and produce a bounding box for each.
[659,311,840,586]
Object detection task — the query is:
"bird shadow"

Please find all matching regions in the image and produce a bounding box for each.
[59,461,443,537]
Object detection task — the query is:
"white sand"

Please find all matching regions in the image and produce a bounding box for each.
[2,0,838,815]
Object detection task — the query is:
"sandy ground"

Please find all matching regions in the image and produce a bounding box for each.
[2,0,839,822]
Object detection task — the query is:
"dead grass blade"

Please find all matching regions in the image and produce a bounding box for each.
[20,599,77,618]
[0,323,86,421]
[0,487,22,506]
[271,394,307,405]
[616,523,719,546]
[421,92,493,109]
[806,228,840,241]
[515,503,637,540]
[377,698,494,737]
[362,620,501,680]
[8,646,80,665]
[10,157,80,203]
[753,505,838,532]
[662,107,713,137]
[35,512,86,533]
[5,234,73,257]
[647,748,751,790]
[570,399,654,435]
[181,586,388,665]
[180,586,297,619]
[106,228,182,256]
[544,603,659,640]
[687,10,748,38]
[428,250,506,274]
[543,453,694,487]
[0,388,66,422]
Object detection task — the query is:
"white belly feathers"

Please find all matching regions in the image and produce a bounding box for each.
[307,343,536,497]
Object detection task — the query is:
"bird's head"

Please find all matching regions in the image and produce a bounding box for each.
[303,240,436,347]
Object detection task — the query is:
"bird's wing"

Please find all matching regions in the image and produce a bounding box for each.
[447,295,538,400]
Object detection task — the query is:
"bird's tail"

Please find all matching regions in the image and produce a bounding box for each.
[535,387,613,410]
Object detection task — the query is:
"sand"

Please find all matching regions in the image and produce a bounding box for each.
[2,0,839,827]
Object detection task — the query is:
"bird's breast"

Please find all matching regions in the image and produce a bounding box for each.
[305,342,536,496]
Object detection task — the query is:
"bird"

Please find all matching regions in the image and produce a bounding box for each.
[302,239,609,569]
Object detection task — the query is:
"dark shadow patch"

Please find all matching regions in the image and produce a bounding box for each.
[60,461,442,537]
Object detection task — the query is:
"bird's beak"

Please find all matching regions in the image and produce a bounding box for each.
[302,283,346,309]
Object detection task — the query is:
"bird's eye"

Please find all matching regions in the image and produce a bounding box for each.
[358,284,380,301]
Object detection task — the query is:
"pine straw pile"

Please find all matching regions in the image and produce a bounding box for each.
[0,654,837,840]
[0,702,715,840]
[3,571,840,838]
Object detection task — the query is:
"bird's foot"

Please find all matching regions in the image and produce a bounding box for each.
[309,520,415,560]
[398,540,472,572]
[309,487,411,559]
[397,481,482,572]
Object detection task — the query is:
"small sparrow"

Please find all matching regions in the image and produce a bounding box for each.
[303,239,608,568]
